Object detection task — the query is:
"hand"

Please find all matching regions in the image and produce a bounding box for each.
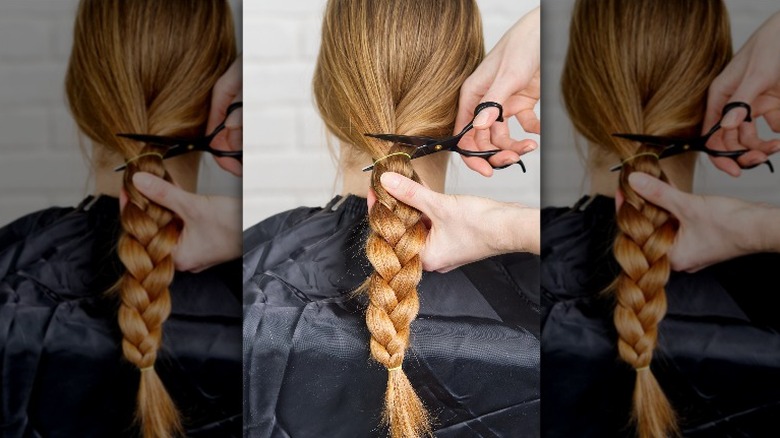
[367,172,539,273]
[207,55,243,176]
[624,172,780,272]
[704,12,780,176]
[456,7,540,177]
[122,172,241,273]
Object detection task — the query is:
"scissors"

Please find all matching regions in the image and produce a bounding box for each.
[113,101,243,171]
[361,101,527,172]
[610,101,774,172]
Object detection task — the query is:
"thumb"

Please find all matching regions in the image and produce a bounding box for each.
[132,172,192,218]
[379,172,436,215]
[627,172,683,215]
[721,81,764,128]
[473,82,516,129]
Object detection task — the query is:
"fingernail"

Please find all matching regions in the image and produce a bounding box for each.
[474,111,490,127]
[132,172,154,190]
[522,143,537,154]
[722,111,740,127]
[380,172,402,189]
[628,172,651,189]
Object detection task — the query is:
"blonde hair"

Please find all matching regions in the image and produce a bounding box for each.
[561,1,732,437]
[313,0,483,436]
[65,1,236,436]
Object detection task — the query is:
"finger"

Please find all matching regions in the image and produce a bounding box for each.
[766,108,780,134]
[132,172,193,218]
[119,187,128,212]
[474,122,495,151]
[379,172,437,215]
[207,57,242,134]
[739,121,778,154]
[627,172,685,214]
[515,109,540,134]
[473,106,501,130]
[367,187,377,211]
[710,156,742,177]
[461,155,494,177]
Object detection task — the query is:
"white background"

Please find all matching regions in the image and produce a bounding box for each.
[0,0,243,226]
[243,0,541,228]
[543,0,780,207]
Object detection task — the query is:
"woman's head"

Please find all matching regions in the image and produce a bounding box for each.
[65,1,236,437]
[561,1,731,437]
[66,0,236,168]
[562,0,732,170]
[313,0,484,168]
[313,1,483,436]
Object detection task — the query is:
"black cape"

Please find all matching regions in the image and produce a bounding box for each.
[541,195,780,438]
[243,195,541,438]
[0,196,241,437]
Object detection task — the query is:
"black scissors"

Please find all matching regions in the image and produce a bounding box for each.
[610,102,774,172]
[113,101,243,171]
[362,102,527,172]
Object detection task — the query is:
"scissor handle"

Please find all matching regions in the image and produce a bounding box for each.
[722,101,752,122]
[474,101,504,123]
[207,101,243,140]
[453,146,526,172]
[209,148,242,163]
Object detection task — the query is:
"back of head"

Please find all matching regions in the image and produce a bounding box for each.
[313,1,483,436]
[65,1,236,436]
[561,1,731,437]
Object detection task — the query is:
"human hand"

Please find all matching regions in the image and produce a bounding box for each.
[624,172,780,272]
[704,12,780,176]
[207,55,243,176]
[123,172,241,273]
[456,6,540,177]
[367,172,539,272]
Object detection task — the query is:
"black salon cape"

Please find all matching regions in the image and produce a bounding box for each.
[0,196,241,437]
[243,195,540,438]
[541,195,780,438]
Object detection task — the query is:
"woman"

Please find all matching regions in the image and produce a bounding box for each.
[243,0,540,437]
[542,1,780,437]
[0,1,241,437]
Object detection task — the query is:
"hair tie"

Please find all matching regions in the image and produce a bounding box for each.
[387,365,403,372]
[124,152,164,167]
[621,152,659,166]
[139,366,155,373]
[635,365,650,372]
[372,152,412,168]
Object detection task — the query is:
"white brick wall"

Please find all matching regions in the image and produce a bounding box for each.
[543,0,780,207]
[243,0,541,228]
[0,0,243,226]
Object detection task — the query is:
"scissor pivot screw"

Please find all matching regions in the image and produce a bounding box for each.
[188,144,194,150]
[435,145,442,151]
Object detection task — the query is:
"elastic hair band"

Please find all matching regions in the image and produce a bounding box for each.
[387,365,403,372]
[124,152,164,167]
[140,366,155,372]
[372,152,412,167]
[621,152,659,165]
[635,365,650,371]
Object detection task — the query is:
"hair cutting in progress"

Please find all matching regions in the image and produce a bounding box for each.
[561,1,732,437]
[312,0,483,436]
[65,1,236,436]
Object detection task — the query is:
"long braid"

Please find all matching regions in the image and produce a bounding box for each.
[366,151,430,438]
[117,147,183,438]
[614,148,679,438]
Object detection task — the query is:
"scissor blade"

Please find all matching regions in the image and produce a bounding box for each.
[364,133,436,147]
[116,133,187,147]
[612,133,684,146]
